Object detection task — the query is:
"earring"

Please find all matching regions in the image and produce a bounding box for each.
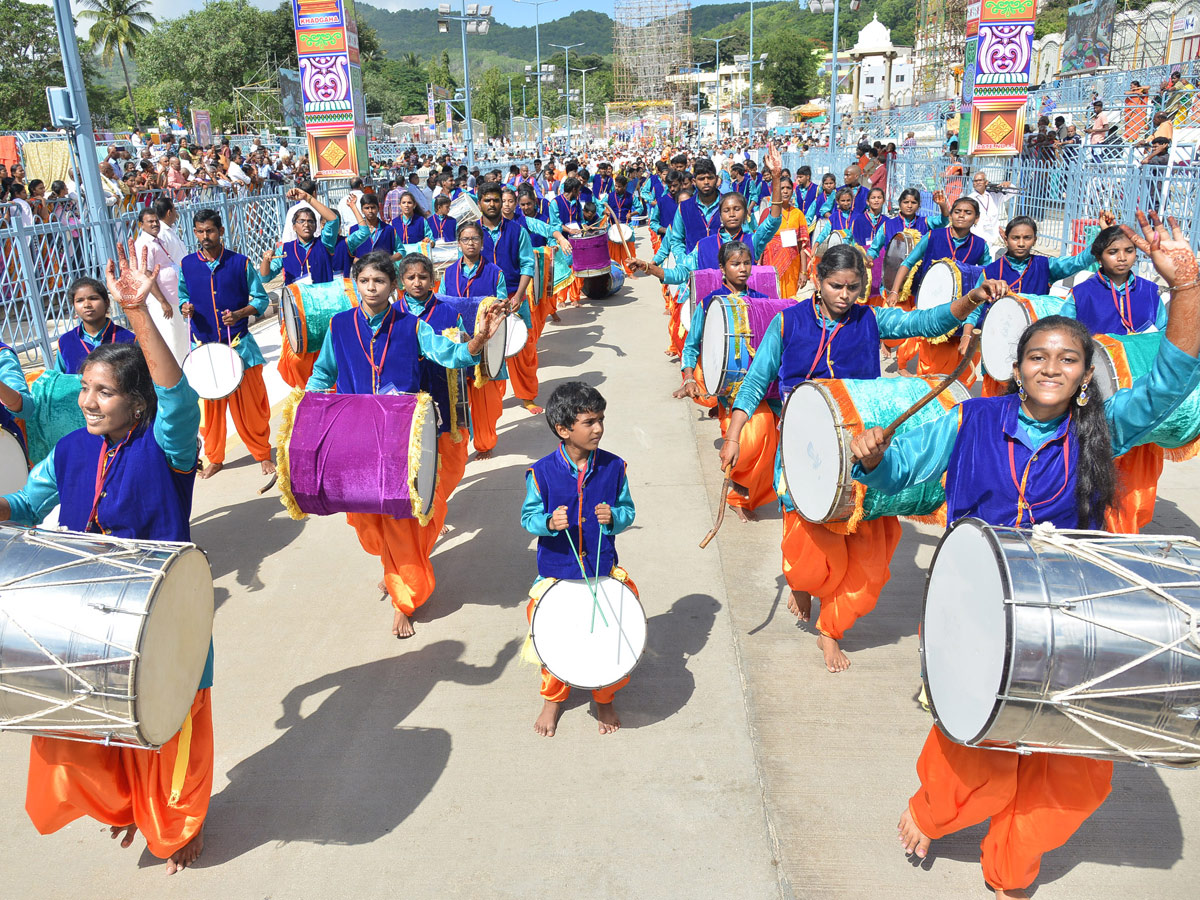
[1017,380,1027,401]
[134,409,142,419]
[1076,382,1090,407]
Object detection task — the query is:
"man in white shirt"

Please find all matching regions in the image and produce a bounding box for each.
[133,203,191,362]
[226,149,252,188]
[967,170,1010,249]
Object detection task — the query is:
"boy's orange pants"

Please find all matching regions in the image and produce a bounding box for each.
[201,364,272,465]
[347,512,435,615]
[467,378,505,454]
[909,725,1112,892]
[26,688,213,859]
[780,510,902,640]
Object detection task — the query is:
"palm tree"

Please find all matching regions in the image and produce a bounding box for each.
[402,52,422,69]
[78,0,156,127]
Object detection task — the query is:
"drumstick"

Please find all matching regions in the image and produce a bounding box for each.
[699,465,734,549]
[257,473,278,495]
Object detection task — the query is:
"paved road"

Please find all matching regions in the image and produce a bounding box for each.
[2,251,1199,898]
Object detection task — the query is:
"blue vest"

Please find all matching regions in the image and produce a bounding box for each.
[796,183,819,215]
[592,175,614,198]
[555,195,581,226]
[985,254,1051,296]
[826,208,855,239]
[281,238,337,285]
[411,298,462,435]
[836,184,869,215]
[649,174,665,200]
[394,216,426,246]
[579,185,594,204]
[427,214,457,242]
[0,344,26,452]
[883,214,930,244]
[443,259,503,298]
[349,224,397,258]
[528,447,626,580]
[328,304,423,395]
[54,424,195,541]
[56,321,136,375]
[333,237,353,278]
[481,218,524,298]
[516,212,547,248]
[696,231,754,270]
[610,191,634,223]
[912,228,988,295]
[1070,274,1160,335]
[851,212,885,249]
[678,197,721,253]
[945,394,1081,528]
[656,193,679,233]
[777,302,881,398]
[180,250,252,345]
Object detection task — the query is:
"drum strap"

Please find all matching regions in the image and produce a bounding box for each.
[168,709,193,806]
[352,307,396,394]
[805,299,849,380]
[88,428,136,533]
[1007,430,1072,526]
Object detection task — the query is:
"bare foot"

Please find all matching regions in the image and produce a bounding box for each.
[897,807,931,859]
[550,313,562,323]
[165,825,203,875]
[534,699,562,737]
[728,503,755,523]
[440,524,450,537]
[787,590,812,621]
[521,401,544,415]
[993,890,1030,899]
[260,458,276,476]
[197,461,222,480]
[475,448,493,460]
[596,701,621,735]
[392,609,415,639]
[110,823,137,849]
[817,633,850,673]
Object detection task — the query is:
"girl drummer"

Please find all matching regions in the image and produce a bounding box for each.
[3,241,209,875]
[390,191,432,247]
[849,212,1200,900]
[1061,223,1167,334]
[865,188,947,262]
[805,172,838,222]
[54,277,136,374]
[721,243,1009,673]
[344,192,399,259]
[808,188,857,248]
[306,249,505,637]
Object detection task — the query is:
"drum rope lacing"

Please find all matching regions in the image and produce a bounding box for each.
[1012,523,1200,763]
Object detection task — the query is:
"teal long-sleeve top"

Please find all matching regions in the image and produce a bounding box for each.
[964,249,1101,326]
[853,336,1200,496]
[4,376,201,525]
[520,447,636,537]
[440,260,509,379]
[659,217,782,286]
[805,190,836,223]
[731,301,966,418]
[1057,271,1169,332]
[0,346,32,413]
[865,214,950,260]
[265,218,341,279]
[523,218,573,293]
[344,219,392,255]
[668,194,723,260]
[305,302,483,392]
[900,231,994,271]
[177,257,271,368]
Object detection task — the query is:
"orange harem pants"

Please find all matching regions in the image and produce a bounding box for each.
[507,309,539,404]
[468,378,505,454]
[525,572,640,703]
[781,510,902,640]
[278,343,317,390]
[347,512,435,615]
[1105,443,1164,534]
[26,688,213,859]
[667,298,686,358]
[897,338,978,389]
[428,427,471,542]
[201,363,272,465]
[716,403,778,511]
[909,725,1112,892]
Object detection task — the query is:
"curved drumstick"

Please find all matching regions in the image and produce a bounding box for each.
[700,466,734,549]
[257,473,278,495]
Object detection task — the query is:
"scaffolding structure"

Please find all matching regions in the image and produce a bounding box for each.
[911,0,968,105]
[612,0,692,103]
[233,56,283,134]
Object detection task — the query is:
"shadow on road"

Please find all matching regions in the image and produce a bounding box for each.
[191,495,307,608]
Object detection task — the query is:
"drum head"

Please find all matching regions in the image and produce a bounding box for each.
[531,577,647,690]
[779,383,844,522]
[827,230,845,248]
[922,519,1009,745]
[431,241,460,265]
[413,394,439,517]
[883,233,912,293]
[182,344,245,400]
[0,429,28,495]
[607,223,632,243]
[918,261,958,310]
[1090,339,1121,402]
[135,546,215,746]
[700,301,729,395]
[480,308,509,380]
[282,288,303,353]
[504,315,528,357]
[980,296,1031,379]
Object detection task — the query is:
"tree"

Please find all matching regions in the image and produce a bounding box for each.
[759,28,819,108]
[78,0,156,127]
[473,68,512,137]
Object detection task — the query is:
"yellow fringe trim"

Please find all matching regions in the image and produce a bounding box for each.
[275,388,308,521]
[519,576,559,666]
[441,326,466,442]
[408,392,436,526]
[168,709,193,806]
[472,297,501,387]
[1165,436,1200,462]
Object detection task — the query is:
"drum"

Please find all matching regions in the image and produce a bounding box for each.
[530,576,647,690]
[690,266,781,304]
[922,519,1200,766]
[504,314,528,358]
[24,370,84,466]
[813,224,845,258]
[779,376,971,524]
[438,295,509,381]
[0,430,27,494]
[915,259,986,310]
[182,342,245,401]
[979,293,1064,378]
[607,222,634,259]
[431,241,460,286]
[580,263,627,299]
[0,525,213,748]
[1092,331,1200,451]
[569,232,611,278]
[448,192,481,224]
[699,294,795,400]
[282,278,356,355]
[279,391,438,523]
[527,245,554,306]
[883,230,920,296]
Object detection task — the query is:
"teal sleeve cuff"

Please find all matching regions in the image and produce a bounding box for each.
[521,472,556,536]
[4,451,60,526]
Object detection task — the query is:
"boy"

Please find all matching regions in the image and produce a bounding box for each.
[521,382,636,737]
[427,194,457,242]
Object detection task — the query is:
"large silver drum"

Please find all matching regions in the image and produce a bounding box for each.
[922,519,1200,767]
[0,526,214,748]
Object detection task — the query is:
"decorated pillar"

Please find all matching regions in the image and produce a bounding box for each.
[291,0,369,179]
[883,53,894,111]
[960,0,1035,156]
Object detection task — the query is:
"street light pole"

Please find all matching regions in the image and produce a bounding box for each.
[507,75,516,145]
[700,35,731,138]
[572,65,597,148]
[513,0,557,155]
[437,3,493,170]
[550,42,583,154]
[458,9,474,167]
[808,0,843,154]
[521,80,529,151]
[748,0,756,135]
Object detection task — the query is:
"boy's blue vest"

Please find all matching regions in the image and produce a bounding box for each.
[529,447,626,580]
[678,197,721,253]
[180,250,252,345]
[349,224,397,259]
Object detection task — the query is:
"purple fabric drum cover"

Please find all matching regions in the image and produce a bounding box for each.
[691,265,781,302]
[747,296,795,400]
[570,233,611,277]
[286,392,437,520]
